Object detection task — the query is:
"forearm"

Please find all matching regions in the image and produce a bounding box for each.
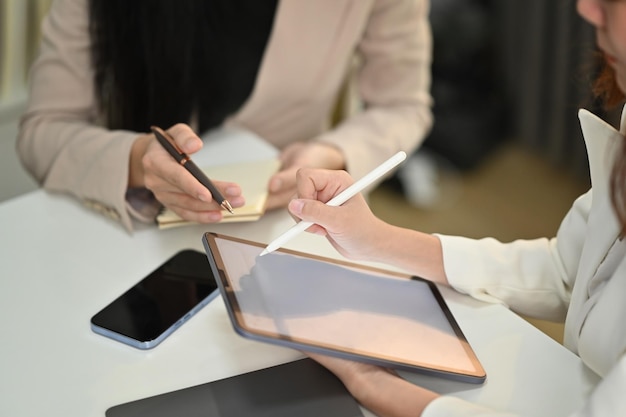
[346,367,438,417]
[17,117,139,230]
[317,0,433,180]
[318,100,432,182]
[371,222,449,286]
[129,133,152,188]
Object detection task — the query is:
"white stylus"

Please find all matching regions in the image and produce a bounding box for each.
[259,151,407,256]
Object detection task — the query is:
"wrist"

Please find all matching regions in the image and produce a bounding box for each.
[349,368,438,417]
[381,226,447,285]
[128,133,152,188]
[341,365,389,406]
[365,219,403,264]
[311,141,346,170]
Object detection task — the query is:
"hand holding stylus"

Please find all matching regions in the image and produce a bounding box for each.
[260,152,406,256]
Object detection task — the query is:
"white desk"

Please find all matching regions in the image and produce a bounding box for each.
[1,190,598,416]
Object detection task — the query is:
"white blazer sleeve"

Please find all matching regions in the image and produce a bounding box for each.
[437,190,591,322]
[421,353,626,417]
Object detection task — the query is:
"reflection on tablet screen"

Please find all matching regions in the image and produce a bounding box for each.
[205,234,486,383]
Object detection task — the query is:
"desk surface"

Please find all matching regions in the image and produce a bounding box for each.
[0,191,598,417]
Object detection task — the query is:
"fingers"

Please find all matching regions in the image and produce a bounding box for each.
[265,189,295,211]
[165,196,225,223]
[287,199,327,235]
[295,167,353,202]
[287,168,355,228]
[268,166,297,194]
[270,167,354,229]
[142,140,212,202]
[286,167,382,261]
[287,195,354,237]
[155,181,244,211]
[165,123,203,154]
[141,123,246,222]
[266,167,299,210]
[288,197,331,223]
[266,142,347,211]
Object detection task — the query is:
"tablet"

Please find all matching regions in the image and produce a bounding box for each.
[202,233,486,384]
[106,359,363,417]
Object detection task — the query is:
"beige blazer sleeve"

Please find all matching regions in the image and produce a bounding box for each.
[16,0,139,230]
[316,0,433,180]
[231,0,433,181]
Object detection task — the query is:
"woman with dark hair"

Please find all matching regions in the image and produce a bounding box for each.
[17,0,432,231]
[284,0,626,415]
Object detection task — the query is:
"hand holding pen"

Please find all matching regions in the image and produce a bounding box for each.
[151,126,234,213]
[133,124,244,223]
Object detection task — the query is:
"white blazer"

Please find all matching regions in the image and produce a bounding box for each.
[427,107,626,416]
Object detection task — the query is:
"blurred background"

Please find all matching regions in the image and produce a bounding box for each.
[0,0,49,200]
[0,0,613,342]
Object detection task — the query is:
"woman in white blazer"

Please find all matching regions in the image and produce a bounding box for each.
[285,0,626,415]
[16,0,432,232]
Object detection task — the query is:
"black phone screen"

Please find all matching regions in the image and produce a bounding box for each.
[91,249,218,348]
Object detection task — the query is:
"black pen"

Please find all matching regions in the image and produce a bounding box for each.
[151,126,234,214]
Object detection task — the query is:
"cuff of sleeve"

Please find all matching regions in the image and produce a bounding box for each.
[434,234,507,306]
[81,196,132,233]
[125,188,162,224]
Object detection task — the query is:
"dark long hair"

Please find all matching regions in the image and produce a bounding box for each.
[593,55,626,236]
[88,0,276,134]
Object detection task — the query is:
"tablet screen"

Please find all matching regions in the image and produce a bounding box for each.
[203,233,486,383]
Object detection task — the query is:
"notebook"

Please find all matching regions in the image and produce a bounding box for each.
[156,127,280,229]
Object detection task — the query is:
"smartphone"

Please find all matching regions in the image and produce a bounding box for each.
[90,249,219,349]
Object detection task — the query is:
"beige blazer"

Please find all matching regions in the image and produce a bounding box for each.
[17,0,432,230]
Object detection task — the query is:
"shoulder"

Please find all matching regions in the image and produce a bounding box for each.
[42,0,89,43]
[47,0,87,18]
